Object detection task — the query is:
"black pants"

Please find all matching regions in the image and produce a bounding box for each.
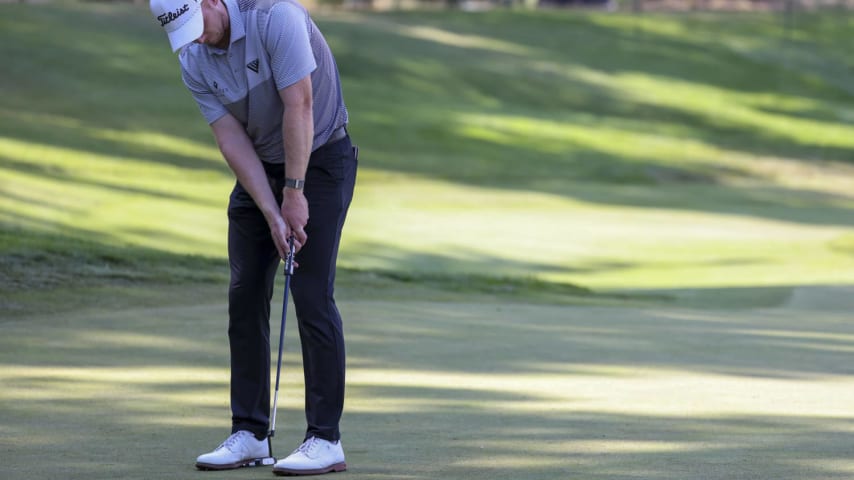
[226,135,357,442]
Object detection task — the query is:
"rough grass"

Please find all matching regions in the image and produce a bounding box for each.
[2,4,854,313]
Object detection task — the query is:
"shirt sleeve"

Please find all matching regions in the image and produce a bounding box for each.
[180,53,228,125]
[264,2,317,91]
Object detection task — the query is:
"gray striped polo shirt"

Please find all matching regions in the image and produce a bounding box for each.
[179,0,348,164]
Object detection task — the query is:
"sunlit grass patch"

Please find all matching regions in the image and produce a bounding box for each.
[3,280,854,479]
[2,5,854,311]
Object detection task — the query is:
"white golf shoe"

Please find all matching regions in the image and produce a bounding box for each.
[272,436,347,476]
[195,430,275,470]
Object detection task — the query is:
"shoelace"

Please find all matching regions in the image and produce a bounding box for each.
[294,437,320,456]
[218,431,250,452]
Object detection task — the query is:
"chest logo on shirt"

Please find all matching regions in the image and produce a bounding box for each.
[246,59,260,73]
[211,80,229,96]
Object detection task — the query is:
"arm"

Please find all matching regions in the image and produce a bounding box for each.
[211,113,291,259]
[279,74,313,251]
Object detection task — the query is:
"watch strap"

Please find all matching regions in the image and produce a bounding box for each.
[284,177,305,189]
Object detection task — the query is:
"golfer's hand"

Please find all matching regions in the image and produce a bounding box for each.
[267,215,293,261]
[281,188,309,252]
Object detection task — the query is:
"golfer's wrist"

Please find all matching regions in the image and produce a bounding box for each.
[283,187,304,201]
[283,177,304,190]
[262,209,285,232]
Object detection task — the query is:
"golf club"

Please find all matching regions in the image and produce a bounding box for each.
[268,236,296,459]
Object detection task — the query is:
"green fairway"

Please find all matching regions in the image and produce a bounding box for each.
[2,2,854,479]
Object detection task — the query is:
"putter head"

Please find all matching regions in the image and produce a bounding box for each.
[195,457,277,470]
[250,457,276,467]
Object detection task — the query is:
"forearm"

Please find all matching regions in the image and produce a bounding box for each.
[279,75,313,184]
[212,116,279,223]
[282,103,312,183]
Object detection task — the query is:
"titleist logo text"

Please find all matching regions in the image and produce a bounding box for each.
[158,4,190,27]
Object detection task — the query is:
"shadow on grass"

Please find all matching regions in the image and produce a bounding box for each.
[343,301,854,378]
[326,11,854,226]
[0,226,227,300]
[2,8,853,478]
[0,157,211,204]
[342,409,854,480]
[3,6,854,233]
[0,224,841,317]
[6,295,853,379]
[1,298,853,479]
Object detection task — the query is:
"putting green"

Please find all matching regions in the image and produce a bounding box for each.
[2,289,852,479]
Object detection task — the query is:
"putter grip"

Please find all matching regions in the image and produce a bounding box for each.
[284,237,295,276]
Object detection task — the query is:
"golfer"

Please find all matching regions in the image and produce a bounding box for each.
[149,0,357,475]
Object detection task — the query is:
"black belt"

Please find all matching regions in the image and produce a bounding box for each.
[324,125,348,146]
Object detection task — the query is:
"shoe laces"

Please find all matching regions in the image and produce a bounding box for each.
[218,431,251,453]
[295,437,322,457]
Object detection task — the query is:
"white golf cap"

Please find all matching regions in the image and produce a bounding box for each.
[150,0,204,52]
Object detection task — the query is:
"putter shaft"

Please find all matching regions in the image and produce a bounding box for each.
[269,237,296,440]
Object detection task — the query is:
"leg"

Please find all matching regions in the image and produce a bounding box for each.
[291,136,358,442]
[227,182,281,440]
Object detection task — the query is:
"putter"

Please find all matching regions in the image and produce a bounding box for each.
[268,236,296,460]
[195,240,294,471]
[201,238,294,470]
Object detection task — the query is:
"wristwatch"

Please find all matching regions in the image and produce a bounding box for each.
[284,177,305,190]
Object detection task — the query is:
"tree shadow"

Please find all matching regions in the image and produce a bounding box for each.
[3,6,854,235]
[343,408,854,480]
[0,157,205,204]
[324,11,854,225]
[341,299,854,378]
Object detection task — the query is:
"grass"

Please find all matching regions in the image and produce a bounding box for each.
[2,297,854,479]
[2,3,854,480]
[3,4,854,313]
